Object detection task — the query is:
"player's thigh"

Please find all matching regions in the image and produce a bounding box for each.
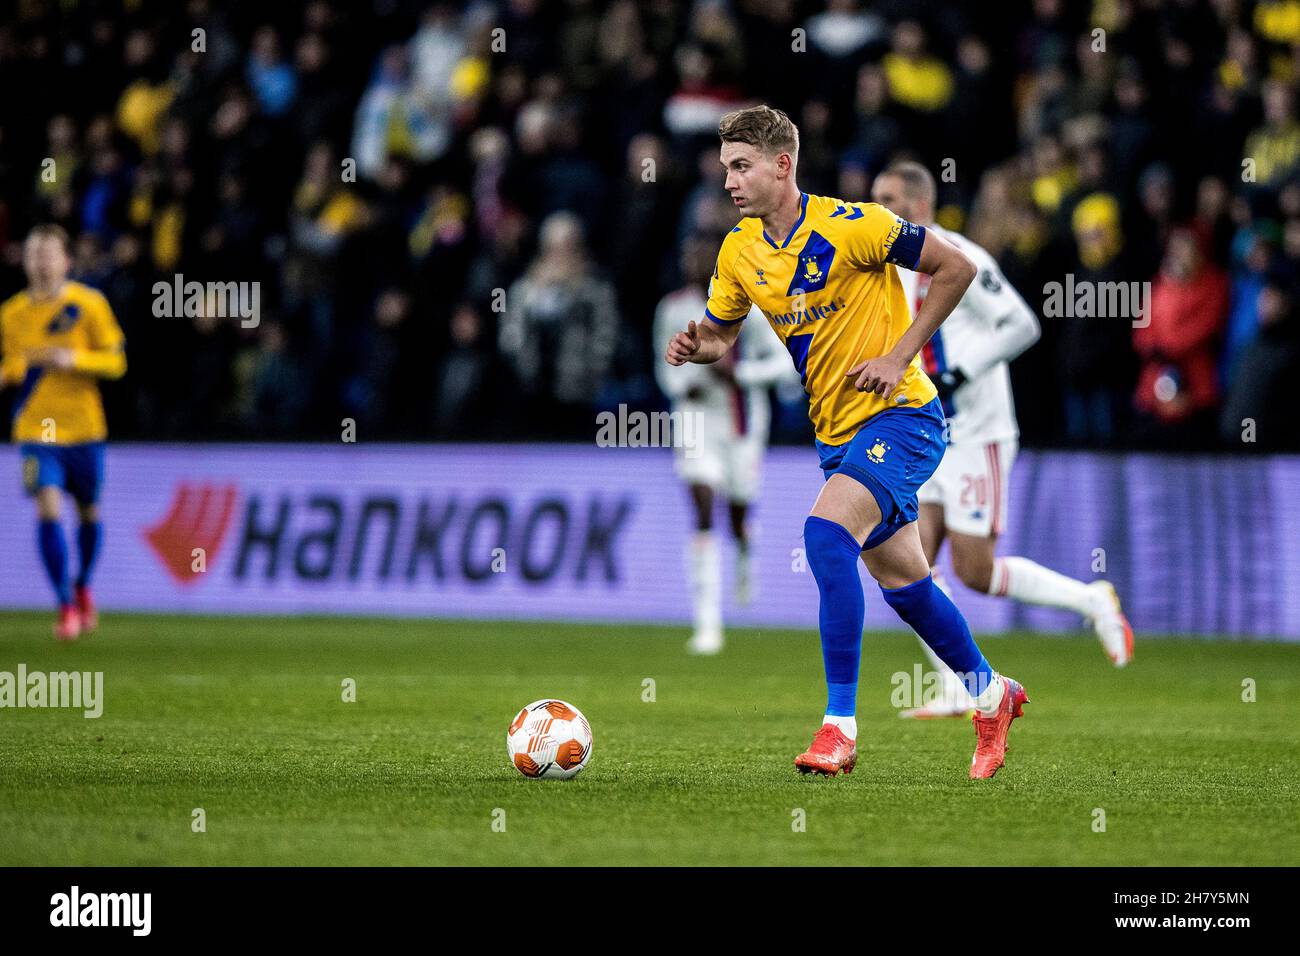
[722,433,762,505]
[861,520,931,589]
[946,530,997,593]
[917,501,946,566]
[65,442,106,512]
[810,473,881,544]
[675,424,725,492]
[941,440,1013,539]
[21,445,64,519]
[686,483,713,530]
[34,485,62,520]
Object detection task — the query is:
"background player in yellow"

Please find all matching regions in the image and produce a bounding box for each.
[666,106,1029,780]
[0,225,127,640]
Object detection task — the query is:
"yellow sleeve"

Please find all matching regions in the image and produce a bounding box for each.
[703,239,751,325]
[0,305,25,387]
[840,203,927,272]
[72,293,127,380]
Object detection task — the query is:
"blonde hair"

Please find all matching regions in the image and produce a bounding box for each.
[718,105,799,165]
[27,223,71,253]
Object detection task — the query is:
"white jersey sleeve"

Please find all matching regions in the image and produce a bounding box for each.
[947,242,1040,381]
[654,287,783,447]
[899,224,1039,445]
[735,311,799,389]
[654,289,715,401]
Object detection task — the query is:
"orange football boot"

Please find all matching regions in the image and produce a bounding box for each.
[969,676,1029,779]
[75,585,98,633]
[794,724,857,776]
[53,604,82,642]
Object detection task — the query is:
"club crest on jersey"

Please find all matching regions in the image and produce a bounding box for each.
[785,230,836,296]
[755,268,766,286]
[867,440,891,464]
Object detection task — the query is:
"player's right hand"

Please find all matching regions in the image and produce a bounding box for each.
[666,320,701,366]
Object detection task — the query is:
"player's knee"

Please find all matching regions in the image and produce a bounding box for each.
[803,516,860,583]
[951,547,994,593]
[872,566,925,590]
[78,503,99,524]
[688,485,713,530]
[35,489,60,521]
[728,504,747,540]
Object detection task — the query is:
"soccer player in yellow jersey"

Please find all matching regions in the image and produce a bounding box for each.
[666,107,1028,779]
[0,225,127,641]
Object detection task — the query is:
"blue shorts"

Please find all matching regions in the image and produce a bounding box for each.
[20,442,106,505]
[816,399,947,550]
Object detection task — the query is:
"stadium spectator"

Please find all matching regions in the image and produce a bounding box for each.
[1219,277,1299,449]
[1060,193,1134,446]
[433,302,506,439]
[499,212,618,438]
[1133,228,1229,444]
[1,0,1298,451]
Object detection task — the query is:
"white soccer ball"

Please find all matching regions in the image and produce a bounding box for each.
[506,699,593,779]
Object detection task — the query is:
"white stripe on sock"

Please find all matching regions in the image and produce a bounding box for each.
[994,556,1095,618]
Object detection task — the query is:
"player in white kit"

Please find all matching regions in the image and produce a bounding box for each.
[871,162,1134,716]
[654,234,797,654]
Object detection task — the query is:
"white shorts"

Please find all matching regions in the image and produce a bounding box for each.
[918,438,1016,538]
[674,415,764,503]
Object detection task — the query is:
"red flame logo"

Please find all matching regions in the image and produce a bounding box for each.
[144,483,239,585]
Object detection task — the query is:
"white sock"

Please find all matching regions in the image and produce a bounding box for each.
[822,714,857,739]
[992,556,1096,618]
[735,539,751,573]
[735,540,753,593]
[688,531,722,636]
[916,637,976,708]
[972,673,1006,717]
[931,566,954,600]
[910,570,974,708]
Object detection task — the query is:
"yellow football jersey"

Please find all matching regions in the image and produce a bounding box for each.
[704,193,937,445]
[0,281,127,443]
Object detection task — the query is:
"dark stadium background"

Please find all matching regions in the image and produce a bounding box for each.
[1,0,1297,451]
[1,0,1299,877]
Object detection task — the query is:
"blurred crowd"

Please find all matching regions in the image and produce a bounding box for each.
[1,0,1298,449]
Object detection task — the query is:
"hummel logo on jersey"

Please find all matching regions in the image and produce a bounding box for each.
[755,268,766,285]
[867,440,891,464]
[829,204,864,220]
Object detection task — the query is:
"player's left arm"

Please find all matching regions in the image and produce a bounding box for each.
[941,260,1041,391]
[848,227,976,396]
[667,242,749,367]
[734,306,797,388]
[0,304,25,388]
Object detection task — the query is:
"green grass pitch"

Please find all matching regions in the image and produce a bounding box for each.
[1,611,1297,866]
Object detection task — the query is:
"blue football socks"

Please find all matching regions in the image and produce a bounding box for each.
[38,519,72,606]
[804,516,865,717]
[881,575,995,698]
[76,520,102,588]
